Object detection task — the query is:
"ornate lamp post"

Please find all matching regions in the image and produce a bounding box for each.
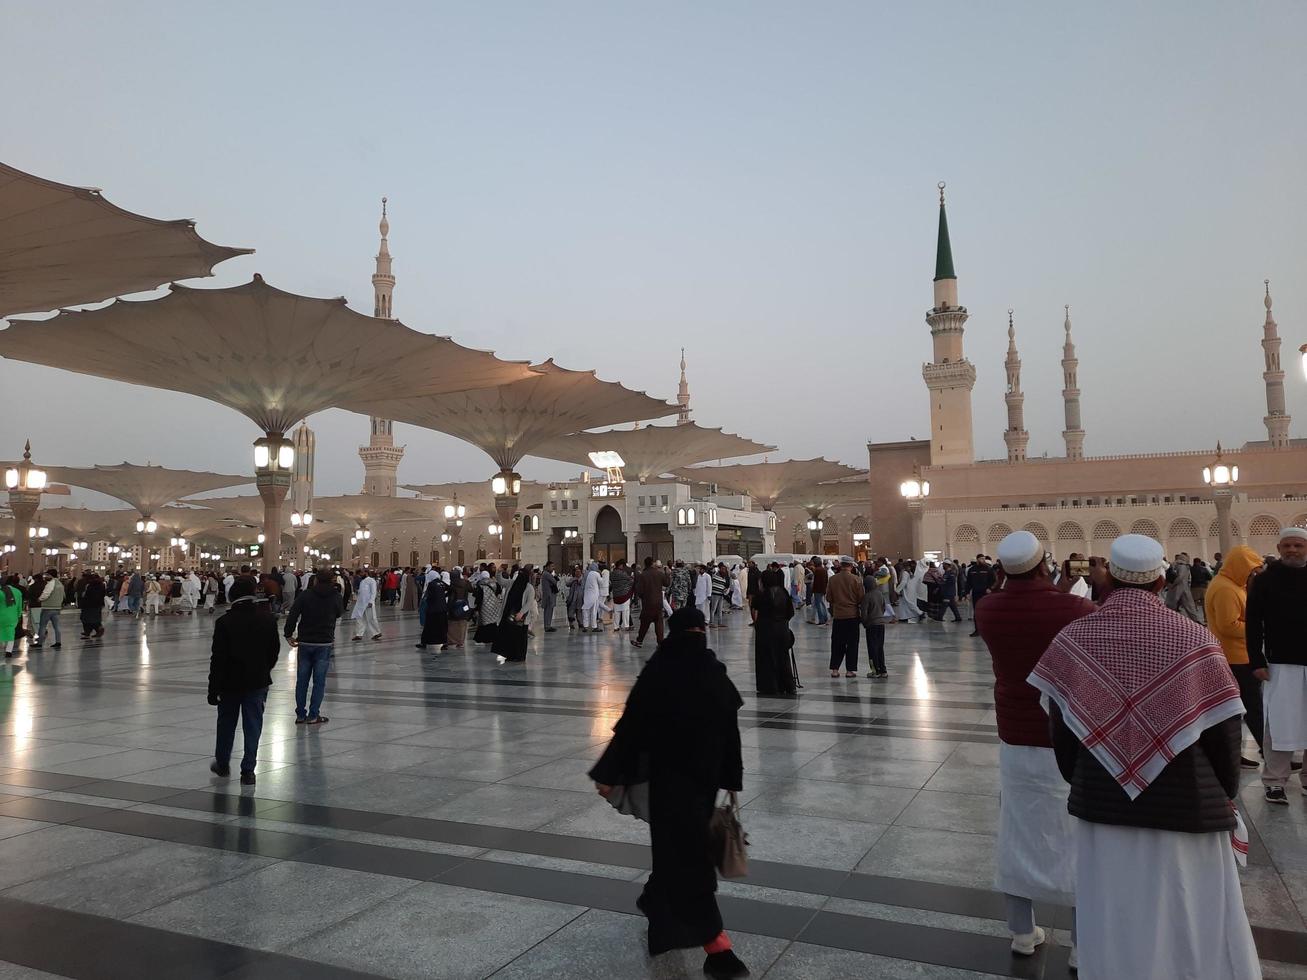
[134,517,158,571]
[490,470,521,557]
[1202,444,1240,558]
[289,507,314,567]
[899,466,931,558]
[253,433,294,571]
[443,498,466,568]
[806,517,824,555]
[487,522,504,558]
[6,440,47,574]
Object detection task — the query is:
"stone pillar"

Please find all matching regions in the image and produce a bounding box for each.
[1213,491,1234,557]
[8,491,39,576]
[256,477,289,572]
[907,500,925,558]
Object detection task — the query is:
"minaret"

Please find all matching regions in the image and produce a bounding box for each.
[676,348,691,425]
[1003,310,1029,463]
[359,197,406,495]
[1262,280,1292,449]
[1061,305,1086,460]
[291,422,315,515]
[921,182,976,466]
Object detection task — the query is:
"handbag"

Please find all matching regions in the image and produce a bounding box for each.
[708,791,749,878]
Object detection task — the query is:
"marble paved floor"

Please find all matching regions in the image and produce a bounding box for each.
[1,603,1306,979]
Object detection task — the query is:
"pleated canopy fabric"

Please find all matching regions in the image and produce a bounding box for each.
[43,462,251,518]
[0,275,538,434]
[672,458,865,510]
[792,476,871,514]
[307,494,437,530]
[0,160,251,317]
[401,481,545,514]
[28,506,140,542]
[528,422,774,483]
[357,360,677,472]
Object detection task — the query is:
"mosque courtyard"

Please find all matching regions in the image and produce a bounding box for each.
[0,608,1305,980]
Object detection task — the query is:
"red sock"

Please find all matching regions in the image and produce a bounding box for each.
[703,932,732,954]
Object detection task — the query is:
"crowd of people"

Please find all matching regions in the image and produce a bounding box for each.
[1,528,1299,979]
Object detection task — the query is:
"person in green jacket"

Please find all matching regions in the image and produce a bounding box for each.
[0,575,25,659]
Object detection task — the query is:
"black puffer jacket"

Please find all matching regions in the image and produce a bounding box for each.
[209,599,281,699]
[1050,702,1240,833]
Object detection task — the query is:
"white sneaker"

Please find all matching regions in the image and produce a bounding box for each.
[1010,926,1046,956]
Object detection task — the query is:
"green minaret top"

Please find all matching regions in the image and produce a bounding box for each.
[934,181,956,282]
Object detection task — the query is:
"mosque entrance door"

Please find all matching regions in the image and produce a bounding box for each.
[592,505,626,564]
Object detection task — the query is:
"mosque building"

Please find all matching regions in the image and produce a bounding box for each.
[865,188,1307,562]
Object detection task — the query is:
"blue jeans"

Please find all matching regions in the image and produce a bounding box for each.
[812,594,829,624]
[126,596,141,613]
[295,643,332,720]
[36,609,61,644]
[214,687,268,774]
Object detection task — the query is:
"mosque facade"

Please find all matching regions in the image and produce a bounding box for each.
[865,190,1307,562]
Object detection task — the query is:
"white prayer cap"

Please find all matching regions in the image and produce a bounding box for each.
[1109,533,1167,585]
[1279,527,1307,542]
[996,530,1043,575]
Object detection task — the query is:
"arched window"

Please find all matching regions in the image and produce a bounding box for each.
[1168,518,1200,538]
[1250,515,1281,536]
[850,516,871,535]
[954,524,980,544]
[1056,521,1085,542]
[986,522,1014,545]
[1207,518,1240,538]
[1023,522,1050,544]
[1130,519,1161,539]
[1091,520,1121,542]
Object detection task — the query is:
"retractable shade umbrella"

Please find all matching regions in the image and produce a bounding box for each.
[359,360,675,529]
[0,274,539,564]
[673,458,864,511]
[0,160,251,316]
[529,422,774,483]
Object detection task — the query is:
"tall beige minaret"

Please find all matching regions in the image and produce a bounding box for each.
[676,348,691,425]
[1003,310,1029,463]
[359,197,406,495]
[922,183,976,466]
[1262,280,1292,449]
[1061,305,1085,460]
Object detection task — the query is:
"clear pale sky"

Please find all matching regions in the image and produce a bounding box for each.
[4,1,1305,505]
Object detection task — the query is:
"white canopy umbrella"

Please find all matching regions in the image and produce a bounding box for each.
[0,160,251,317]
[358,360,676,532]
[0,274,538,566]
[528,422,775,483]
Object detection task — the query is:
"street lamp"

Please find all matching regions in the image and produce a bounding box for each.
[900,465,931,557]
[1299,342,1307,382]
[1203,444,1240,557]
[253,433,294,571]
[490,470,522,557]
[806,517,824,554]
[6,440,47,574]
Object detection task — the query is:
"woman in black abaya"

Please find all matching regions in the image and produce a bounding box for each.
[589,608,748,979]
[415,574,448,651]
[753,582,796,696]
[492,566,533,663]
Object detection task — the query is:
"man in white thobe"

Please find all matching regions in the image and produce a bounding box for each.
[581,563,602,631]
[181,572,202,614]
[975,531,1094,961]
[352,571,382,641]
[1250,526,1307,804]
[694,564,712,621]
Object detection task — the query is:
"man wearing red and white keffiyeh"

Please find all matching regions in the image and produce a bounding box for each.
[1029,533,1259,980]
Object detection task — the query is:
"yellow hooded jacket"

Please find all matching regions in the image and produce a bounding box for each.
[1204,546,1263,665]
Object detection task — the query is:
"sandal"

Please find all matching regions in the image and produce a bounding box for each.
[845,671,857,677]
[830,670,840,678]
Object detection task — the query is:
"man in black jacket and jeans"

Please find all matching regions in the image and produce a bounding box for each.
[284,567,345,726]
[1248,527,1307,803]
[208,577,281,785]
